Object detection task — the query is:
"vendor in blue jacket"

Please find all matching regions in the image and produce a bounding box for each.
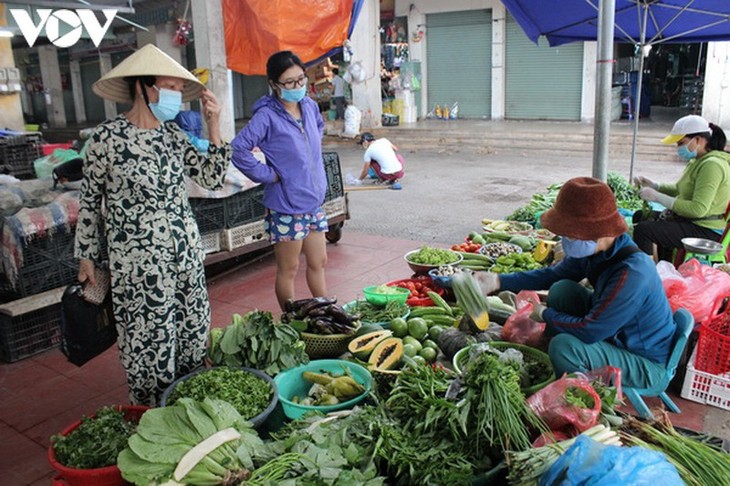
[477,177,676,389]
[231,51,328,311]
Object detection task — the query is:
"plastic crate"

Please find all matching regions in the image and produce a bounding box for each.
[322,196,347,219]
[0,133,42,179]
[221,220,267,252]
[695,305,730,375]
[189,197,226,233]
[200,231,221,255]
[681,347,730,411]
[322,152,344,202]
[223,185,266,229]
[0,287,64,362]
[0,230,78,300]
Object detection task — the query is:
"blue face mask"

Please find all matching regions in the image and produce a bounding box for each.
[149,87,182,122]
[677,142,697,161]
[562,237,598,258]
[280,85,306,103]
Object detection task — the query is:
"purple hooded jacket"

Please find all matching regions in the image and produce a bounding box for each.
[231,94,326,214]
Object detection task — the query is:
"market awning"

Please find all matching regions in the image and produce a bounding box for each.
[501,0,730,181]
[223,0,364,75]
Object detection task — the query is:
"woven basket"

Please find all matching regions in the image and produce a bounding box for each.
[301,323,361,359]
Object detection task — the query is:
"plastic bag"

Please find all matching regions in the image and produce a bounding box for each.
[343,105,362,137]
[540,435,684,486]
[657,258,730,324]
[527,376,601,433]
[60,284,117,367]
[501,290,546,348]
[345,173,362,186]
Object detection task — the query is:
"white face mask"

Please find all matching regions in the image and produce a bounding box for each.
[148,86,182,122]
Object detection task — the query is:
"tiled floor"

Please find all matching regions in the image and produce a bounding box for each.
[0,231,719,485]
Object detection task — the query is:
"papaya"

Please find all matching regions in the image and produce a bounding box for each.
[533,240,557,263]
[348,330,392,359]
[355,322,384,337]
[368,337,404,370]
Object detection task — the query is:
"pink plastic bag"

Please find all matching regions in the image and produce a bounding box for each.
[527,376,602,433]
[501,291,546,348]
[657,259,730,324]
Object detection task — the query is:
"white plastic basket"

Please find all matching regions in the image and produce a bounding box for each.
[221,220,267,252]
[200,231,221,255]
[680,347,730,411]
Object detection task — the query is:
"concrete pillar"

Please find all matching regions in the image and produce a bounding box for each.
[0,4,24,130]
[99,53,117,119]
[69,60,86,124]
[491,5,506,120]
[191,0,235,141]
[38,45,66,127]
[702,42,730,129]
[406,10,426,119]
[581,42,598,122]
[350,0,382,128]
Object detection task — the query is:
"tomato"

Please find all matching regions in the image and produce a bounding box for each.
[451,244,460,251]
[414,282,423,291]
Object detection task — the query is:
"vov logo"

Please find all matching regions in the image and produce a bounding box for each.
[9,9,118,48]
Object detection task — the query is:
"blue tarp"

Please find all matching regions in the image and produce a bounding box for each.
[502,0,730,47]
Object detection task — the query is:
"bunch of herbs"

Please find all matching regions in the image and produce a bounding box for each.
[52,406,137,469]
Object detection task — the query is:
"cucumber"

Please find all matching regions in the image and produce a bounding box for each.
[427,291,453,316]
[459,263,492,271]
[409,306,448,317]
[424,315,459,327]
[455,252,493,263]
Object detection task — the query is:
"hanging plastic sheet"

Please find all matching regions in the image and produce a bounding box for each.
[223,0,363,75]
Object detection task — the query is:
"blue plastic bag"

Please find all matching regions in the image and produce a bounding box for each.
[540,435,684,486]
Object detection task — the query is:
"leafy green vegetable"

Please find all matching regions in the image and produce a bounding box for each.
[167,367,272,421]
[208,310,309,376]
[407,246,460,265]
[373,285,402,295]
[607,172,643,211]
[348,299,409,323]
[51,407,137,469]
[118,398,267,485]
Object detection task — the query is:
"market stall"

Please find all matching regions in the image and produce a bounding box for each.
[47,173,730,485]
[0,137,348,363]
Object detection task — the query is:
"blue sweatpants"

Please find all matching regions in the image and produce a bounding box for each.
[546,280,667,389]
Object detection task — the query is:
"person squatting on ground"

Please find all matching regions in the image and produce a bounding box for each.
[357,132,405,188]
[633,115,730,262]
[231,51,329,311]
[476,177,676,389]
[75,45,229,406]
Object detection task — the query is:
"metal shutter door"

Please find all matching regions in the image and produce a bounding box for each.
[427,10,492,119]
[505,15,583,120]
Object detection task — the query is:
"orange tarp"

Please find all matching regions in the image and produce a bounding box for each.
[223,0,352,75]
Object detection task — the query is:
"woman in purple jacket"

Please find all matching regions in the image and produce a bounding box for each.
[232,51,328,310]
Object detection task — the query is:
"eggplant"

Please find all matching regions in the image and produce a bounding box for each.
[299,296,337,317]
[322,304,354,326]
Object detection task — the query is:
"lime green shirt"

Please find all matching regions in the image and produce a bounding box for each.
[658,150,730,230]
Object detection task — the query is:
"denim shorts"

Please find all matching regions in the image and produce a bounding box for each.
[264,208,329,243]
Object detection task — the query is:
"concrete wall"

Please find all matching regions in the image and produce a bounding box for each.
[702,42,730,129]
[349,0,382,128]
[0,4,25,130]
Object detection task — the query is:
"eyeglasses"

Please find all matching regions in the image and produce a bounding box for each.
[276,75,308,90]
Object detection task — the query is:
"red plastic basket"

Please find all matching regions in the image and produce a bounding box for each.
[695,305,730,375]
[48,405,149,486]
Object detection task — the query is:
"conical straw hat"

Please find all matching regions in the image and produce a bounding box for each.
[92,44,204,103]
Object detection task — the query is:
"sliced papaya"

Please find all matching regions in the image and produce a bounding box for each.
[533,240,557,263]
[368,337,404,370]
[348,330,392,359]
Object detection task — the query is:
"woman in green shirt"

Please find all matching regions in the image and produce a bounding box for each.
[633,115,730,262]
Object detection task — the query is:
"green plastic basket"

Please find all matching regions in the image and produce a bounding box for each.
[362,285,410,306]
[453,341,555,395]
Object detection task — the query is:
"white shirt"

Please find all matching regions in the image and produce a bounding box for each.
[364,138,402,174]
[332,75,346,97]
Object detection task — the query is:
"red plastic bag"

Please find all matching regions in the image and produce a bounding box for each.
[527,376,602,433]
[502,291,546,348]
[584,366,623,402]
[657,259,730,324]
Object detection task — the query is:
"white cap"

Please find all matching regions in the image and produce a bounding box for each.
[661,115,711,145]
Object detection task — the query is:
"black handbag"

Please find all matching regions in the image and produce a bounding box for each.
[60,284,116,366]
